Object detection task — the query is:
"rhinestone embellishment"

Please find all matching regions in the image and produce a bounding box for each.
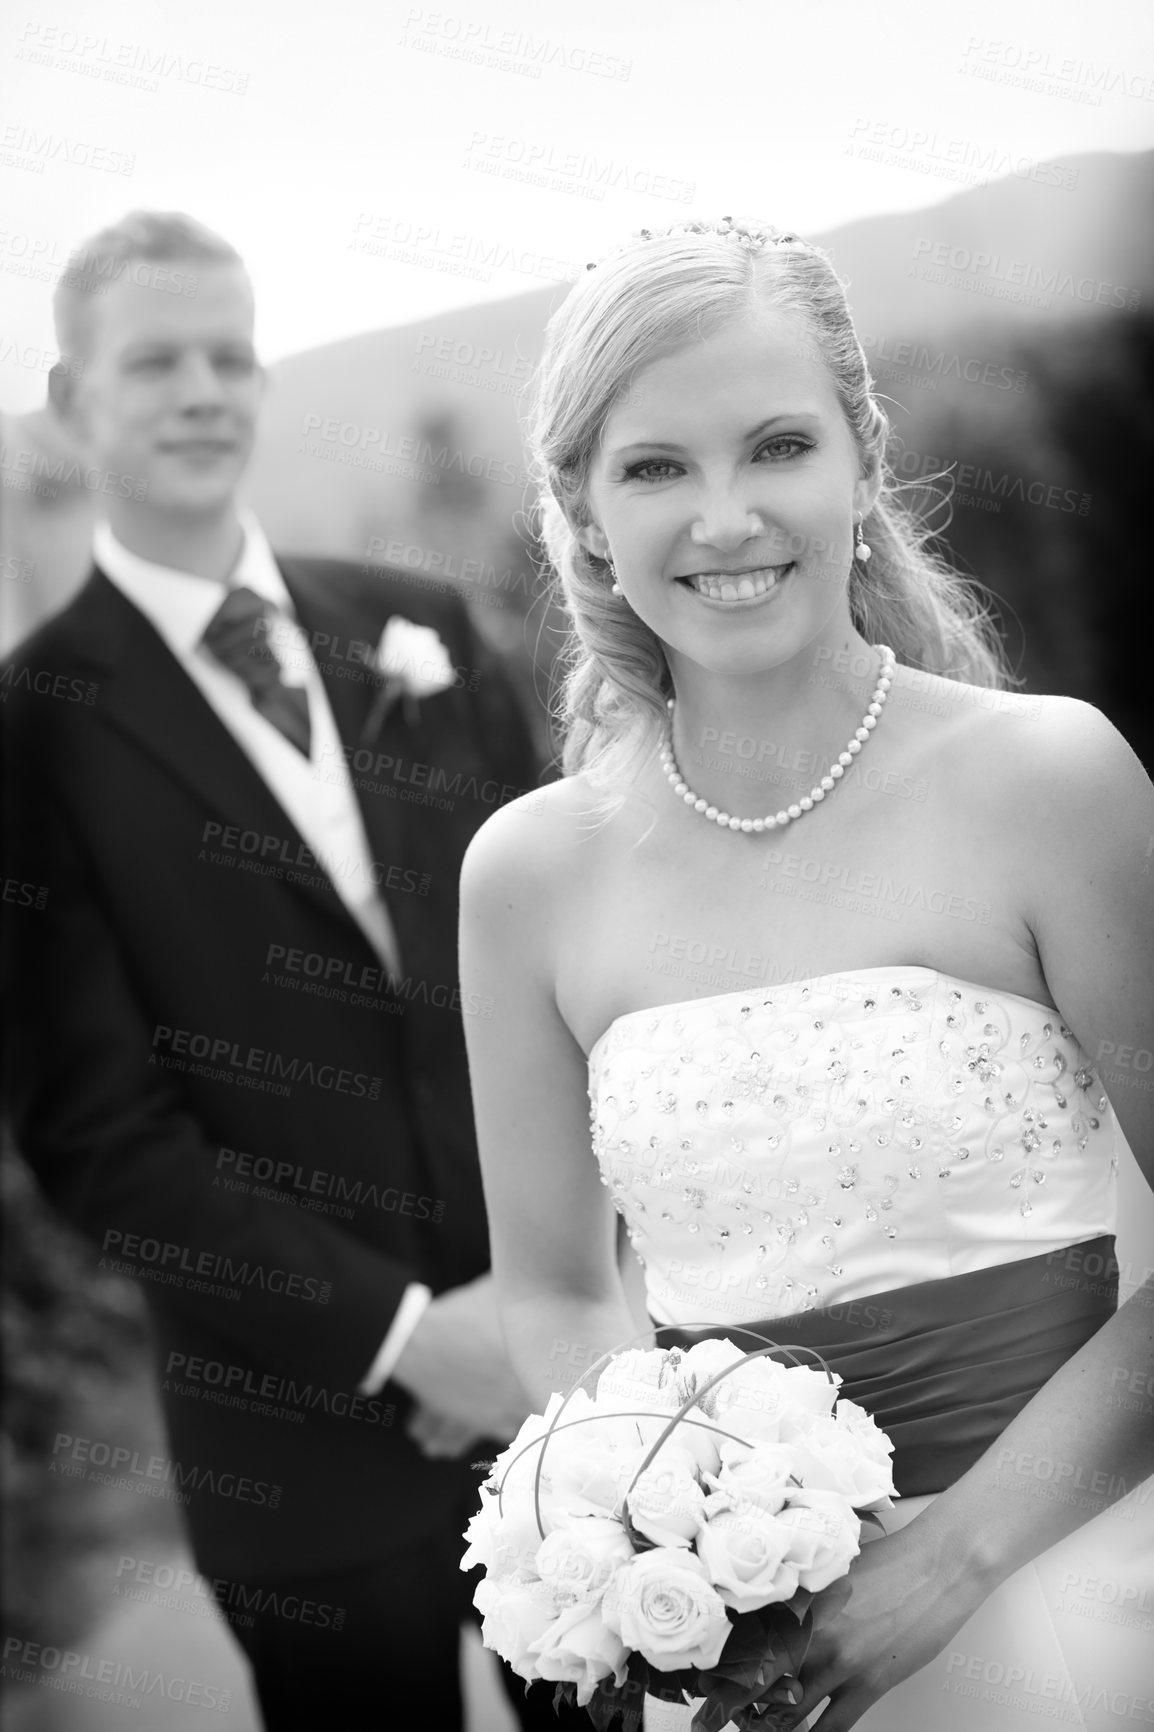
[588,972,1114,1327]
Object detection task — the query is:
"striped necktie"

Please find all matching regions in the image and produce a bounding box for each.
[201,586,312,758]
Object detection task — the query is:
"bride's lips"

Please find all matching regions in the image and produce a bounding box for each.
[676,563,794,606]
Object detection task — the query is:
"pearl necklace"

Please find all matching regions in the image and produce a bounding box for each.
[660,645,896,833]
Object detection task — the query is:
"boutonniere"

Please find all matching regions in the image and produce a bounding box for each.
[361,616,457,740]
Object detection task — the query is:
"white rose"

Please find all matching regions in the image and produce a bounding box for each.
[622,1346,732,1477]
[474,1573,558,1681]
[594,1385,709,1487]
[597,1350,681,1420]
[535,1518,635,1608]
[832,1399,897,1509]
[703,1441,796,1520]
[665,1341,749,1477]
[375,616,456,699]
[602,1549,732,1673]
[695,1507,802,1613]
[671,1414,724,1479]
[545,1425,649,1521]
[675,1338,748,1413]
[775,1488,861,1592]
[708,1355,793,1444]
[785,1415,896,1509]
[712,1356,841,1443]
[775,1360,842,1415]
[596,1346,673,1394]
[528,1602,631,1706]
[490,1391,604,1494]
[462,1490,503,1574]
[488,1393,565,1488]
[476,1402,565,1562]
[462,1488,545,1581]
[625,1450,706,1548]
[594,1348,728,1475]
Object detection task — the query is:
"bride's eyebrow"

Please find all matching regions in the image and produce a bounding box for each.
[605,411,822,460]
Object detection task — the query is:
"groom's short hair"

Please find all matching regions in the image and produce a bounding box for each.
[53,210,246,363]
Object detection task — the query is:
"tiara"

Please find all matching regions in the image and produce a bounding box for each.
[584,216,802,272]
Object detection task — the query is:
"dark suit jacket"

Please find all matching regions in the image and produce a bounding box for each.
[1,555,542,1578]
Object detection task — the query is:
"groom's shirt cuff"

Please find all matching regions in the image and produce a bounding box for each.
[358,1282,433,1394]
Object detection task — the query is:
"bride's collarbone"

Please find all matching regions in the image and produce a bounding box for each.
[555,690,1056,1041]
[615,793,983,909]
[563,802,1045,1041]
[572,900,1055,1049]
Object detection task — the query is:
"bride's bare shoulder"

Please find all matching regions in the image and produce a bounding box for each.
[889,666,1145,802]
[887,664,1045,735]
[460,773,622,918]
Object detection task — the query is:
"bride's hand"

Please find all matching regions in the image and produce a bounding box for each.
[789,1522,987,1731]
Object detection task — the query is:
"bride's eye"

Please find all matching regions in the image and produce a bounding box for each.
[753,436,815,462]
[620,458,681,484]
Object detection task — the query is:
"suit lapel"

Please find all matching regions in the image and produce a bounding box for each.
[80,570,353,936]
[276,561,478,993]
[276,558,415,893]
[277,560,382,748]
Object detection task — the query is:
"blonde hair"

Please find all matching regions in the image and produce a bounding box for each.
[526,221,1009,786]
[53,210,244,363]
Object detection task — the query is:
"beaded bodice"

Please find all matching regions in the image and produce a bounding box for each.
[588,968,1117,1325]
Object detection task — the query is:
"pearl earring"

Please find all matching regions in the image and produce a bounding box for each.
[854,520,872,563]
[606,557,622,596]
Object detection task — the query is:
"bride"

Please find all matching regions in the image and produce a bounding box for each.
[459,218,1154,1728]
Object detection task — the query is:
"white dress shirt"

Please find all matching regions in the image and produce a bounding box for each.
[95,514,430,1391]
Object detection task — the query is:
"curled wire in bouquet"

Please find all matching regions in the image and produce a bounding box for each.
[462,1327,897,1731]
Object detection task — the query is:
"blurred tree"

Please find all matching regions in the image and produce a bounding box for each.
[1,1130,178,1656]
[886,312,1153,768]
[396,405,565,767]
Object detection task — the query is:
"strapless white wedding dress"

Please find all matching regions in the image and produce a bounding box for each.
[588,969,1154,1730]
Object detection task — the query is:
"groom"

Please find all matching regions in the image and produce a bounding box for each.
[0,212,570,1728]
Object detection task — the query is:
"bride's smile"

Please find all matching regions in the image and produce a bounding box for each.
[678,561,792,605]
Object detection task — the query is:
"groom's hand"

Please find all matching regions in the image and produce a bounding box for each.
[391,1273,530,1443]
[404,1407,482,1459]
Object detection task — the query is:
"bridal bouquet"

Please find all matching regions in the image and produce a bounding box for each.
[463,1335,897,1731]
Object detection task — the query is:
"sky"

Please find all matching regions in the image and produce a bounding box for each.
[2,0,1152,412]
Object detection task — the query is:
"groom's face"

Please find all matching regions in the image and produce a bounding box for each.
[62,261,263,516]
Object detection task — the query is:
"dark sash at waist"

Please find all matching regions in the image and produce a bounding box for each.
[655,1237,1118,1497]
